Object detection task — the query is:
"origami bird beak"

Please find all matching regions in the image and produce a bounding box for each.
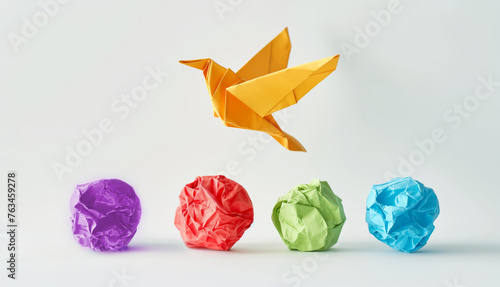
[179,59,211,70]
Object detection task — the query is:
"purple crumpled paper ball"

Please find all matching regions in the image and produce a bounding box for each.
[70,179,141,251]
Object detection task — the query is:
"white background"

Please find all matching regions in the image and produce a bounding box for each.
[1,0,500,286]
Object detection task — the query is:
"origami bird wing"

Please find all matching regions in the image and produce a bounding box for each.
[236,28,291,81]
[227,55,339,118]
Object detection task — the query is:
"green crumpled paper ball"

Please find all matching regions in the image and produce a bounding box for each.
[272,179,346,251]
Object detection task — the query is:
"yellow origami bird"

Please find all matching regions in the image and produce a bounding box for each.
[180,28,339,152]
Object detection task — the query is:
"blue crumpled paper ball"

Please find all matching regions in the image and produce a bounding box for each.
[366,177,439,253]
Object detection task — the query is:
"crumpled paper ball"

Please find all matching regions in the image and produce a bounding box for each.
[272,179,346,251]
[174,175,254,251]
[366,177,440,253]
[70,179,141,251]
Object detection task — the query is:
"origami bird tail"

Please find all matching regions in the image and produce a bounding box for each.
[270,132,306,152]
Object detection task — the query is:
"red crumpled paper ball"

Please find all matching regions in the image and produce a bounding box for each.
[174,175,254,251]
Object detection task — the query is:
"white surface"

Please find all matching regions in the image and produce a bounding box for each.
[1,0,500,286]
